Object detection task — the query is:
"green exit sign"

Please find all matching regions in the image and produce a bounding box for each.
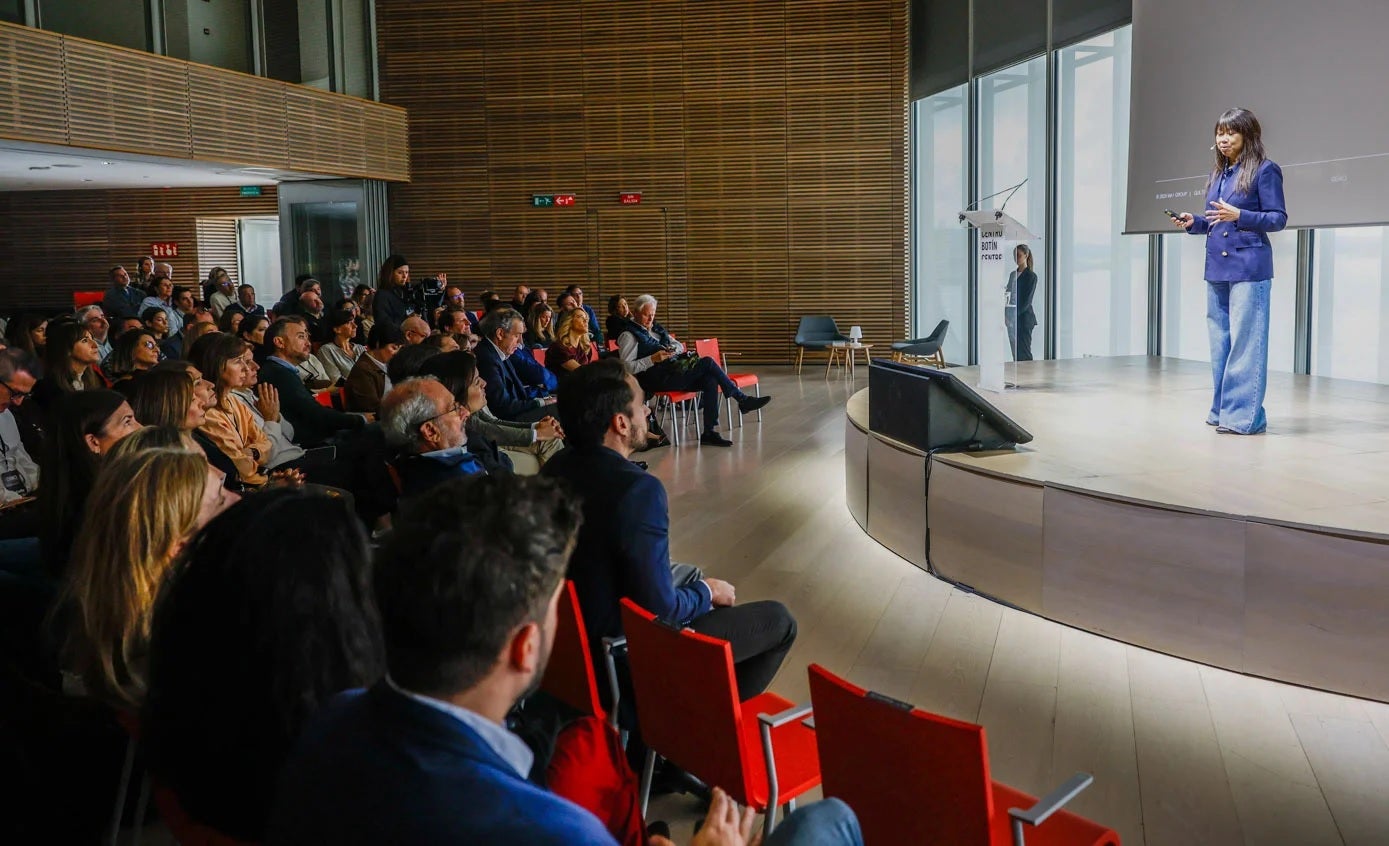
[532,194,554,207]
[239,185,263,197]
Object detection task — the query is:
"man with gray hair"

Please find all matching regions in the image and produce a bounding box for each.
[76,304,112,360]
[475,307,557,424]
[0,348,41,507]
[381,376,484,497]
[617,293,771,447]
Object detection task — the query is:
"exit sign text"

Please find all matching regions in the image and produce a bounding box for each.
[619,192,642,205]
[150,242,179,258]
[532,193,577,208]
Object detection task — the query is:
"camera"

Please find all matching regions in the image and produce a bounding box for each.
[407,275,447,319]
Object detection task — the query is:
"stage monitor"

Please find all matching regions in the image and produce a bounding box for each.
[868,359,1032,452]
[1126,0,1389,233]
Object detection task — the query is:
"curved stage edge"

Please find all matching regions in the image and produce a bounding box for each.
[845,358,1389,704]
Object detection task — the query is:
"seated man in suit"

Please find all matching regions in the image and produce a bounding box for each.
[543,360,796,709]
[258,316,368,447]
[380,376,483,497]
[617,294,770,447]
[475,307,557,424]
[345,322,405,414]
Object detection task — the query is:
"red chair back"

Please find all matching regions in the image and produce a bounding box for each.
[74,290,104,310]
[808,664,995,846]
[619,599,749,801]
[314,389,334,408]
[532,347,547,366]
[693,337,722,363]
[540,581,605,719]
[606,339,619,352]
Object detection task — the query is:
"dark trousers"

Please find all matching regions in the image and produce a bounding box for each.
[638,357,743,433]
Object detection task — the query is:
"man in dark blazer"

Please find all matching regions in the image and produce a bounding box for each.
[101,265,144,321]
[542,360,797,704]
[380,377,484,499]
[268,475,613,845]
[258,316,367,447]
[475,307,556,424]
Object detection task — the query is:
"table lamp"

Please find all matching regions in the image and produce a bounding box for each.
[848,325,862,343]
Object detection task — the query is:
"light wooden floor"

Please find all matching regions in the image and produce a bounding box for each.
[647,365,1389,846]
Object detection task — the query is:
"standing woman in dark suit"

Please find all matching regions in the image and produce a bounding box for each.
[1174,107,1286,435]
[1005,244,1038,361]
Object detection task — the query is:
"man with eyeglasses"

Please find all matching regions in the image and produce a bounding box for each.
[475,308,556,425]
[380,376,483,498]
[441,287,480,334]
[0,349,42,513]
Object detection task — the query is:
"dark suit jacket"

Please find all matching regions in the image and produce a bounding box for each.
[343,354,386,414]
[269,684,615,846]
[102,284,145,321]
[542,446,711,652]
[1187,159,1287,282]
[476,340,546,422]
[258,357,364,447]
[395,450,485,500]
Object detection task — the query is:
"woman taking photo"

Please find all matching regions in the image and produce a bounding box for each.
[1004,244,1038,362]
[104,330,160,383]
[315,308,365,384]
[547,307,599,375]
[1173,107,1286,435]
[526,302,556,349]
[52,444,237,708]
[38,390,140,579]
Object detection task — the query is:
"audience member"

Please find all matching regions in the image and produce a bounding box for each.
[299,289,327,340]
[238,313,270,352]
[420,350,563,474]
[508,283,531,313]
[172,286,198,329]
[218,308,244,335]
[52,443,237,708]
[134,255,155,290]
[607,294,633,342]
[154,261,174,281]
[36,390,137,579]
[103,265,144,321]
[194,333,276,487]
[224,284,267,323]
[562,285,604,346]
[555,291,579,314]
[142,489,384,842]
[345,321,405,414]
[112,315,143,340]
[548,307,599,375]
[436,305,476,343]
[259,317,368,446]
[386,337,440,385]
[31,322,107,415]
[618,294,769,447]
[76,305,112,360]
[527,302,556,349]
[421,332,460,354]
[475,308,556,424]
[0,350,41,519]
[316,309,366,385]
[5,313,48,357]
[373,255,412,329]
[170,318,218,362]
[544,360,795,706]
[381,377,483,496]
[441,287,480,333]
[273,277,321,318]
[142,306,171,342]
[104,330,160,383]
[140,276,181,335]
[122,366,240,486]
[479,290,502,312]
[401,315,431,346]
[205,267,234,318]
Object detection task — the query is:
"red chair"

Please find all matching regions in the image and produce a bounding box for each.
[540,581,609,724]
[806,664,1120,846]
[651,389,699,445]
[532,347,547,367]
[606,339,619,352]
[619,599,820,837]
[314,388,345,411]
[694,338,760,429]
[74,290,104,310]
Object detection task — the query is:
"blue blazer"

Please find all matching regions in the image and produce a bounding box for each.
[476,340,542,420]
[542,446,711,650]
[511,344,558,394]
[1188,159,1287,282]
[269,684,615,845]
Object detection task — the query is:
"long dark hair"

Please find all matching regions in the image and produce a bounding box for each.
[39,390,129,579]
[142,489,384,840]
[1208,107,1267,197]
[418,350,478,403]
[42,321,104,391]
[122,369,194,430]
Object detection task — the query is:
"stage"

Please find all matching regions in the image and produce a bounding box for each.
[845,355,1389,702]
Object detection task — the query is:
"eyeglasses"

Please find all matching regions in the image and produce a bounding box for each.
[0,380,30,401]
[419,402,464,427]
[142,340,159,349]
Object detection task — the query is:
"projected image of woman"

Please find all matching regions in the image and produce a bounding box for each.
[1173,108,1286,435]
[1005,244,1038,361]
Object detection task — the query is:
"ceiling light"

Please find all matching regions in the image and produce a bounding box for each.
[101,161,112,165]
[51,163,79,168]
[28,166,49,171]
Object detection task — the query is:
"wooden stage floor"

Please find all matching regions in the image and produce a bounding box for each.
[937,355,1389,539]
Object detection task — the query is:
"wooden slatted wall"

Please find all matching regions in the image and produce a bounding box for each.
[377,0,907,362]
[195,218,242,287]
[0,187,277,310]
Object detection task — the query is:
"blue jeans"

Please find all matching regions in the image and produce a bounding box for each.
[1206,279,1270,434]
[767,798,863,846]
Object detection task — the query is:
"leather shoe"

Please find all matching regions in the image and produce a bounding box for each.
[700,431,733,447]
[737,395,771,414]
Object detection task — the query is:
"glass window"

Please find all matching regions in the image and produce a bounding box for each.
[263,0,332,90]
[165,0,252,73]
[1,0,24,24]
[978,55,1047,362]
[1056,27,1148,359]
[41,0,150,51]
[1162,228,1297,371]
[336,0,373,99]
[1311,226,1389,382]
[911,85,970,365]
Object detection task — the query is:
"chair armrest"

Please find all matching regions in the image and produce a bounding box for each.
[757,703,813,729]
[601,636,627,732]
[1007,772,1094,846]
[756,703,813,831]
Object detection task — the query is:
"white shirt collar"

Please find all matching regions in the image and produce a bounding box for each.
[384,676,534,778]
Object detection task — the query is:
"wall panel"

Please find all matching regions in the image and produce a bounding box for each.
[377,0,907,362]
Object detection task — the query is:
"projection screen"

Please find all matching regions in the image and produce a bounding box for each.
[1126,0,1389,234]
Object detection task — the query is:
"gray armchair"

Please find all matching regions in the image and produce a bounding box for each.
[793,316,850,373]
[890,319,949,367]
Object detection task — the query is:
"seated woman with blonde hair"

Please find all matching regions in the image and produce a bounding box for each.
[545,307,598,376]
[51,439,239,708]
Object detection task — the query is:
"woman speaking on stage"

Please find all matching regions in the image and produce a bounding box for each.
[1173,107,1286,435]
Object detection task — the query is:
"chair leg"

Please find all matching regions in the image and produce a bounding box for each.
[639,750,658,819]
[795,347,803,374]
[755,384,762,423]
